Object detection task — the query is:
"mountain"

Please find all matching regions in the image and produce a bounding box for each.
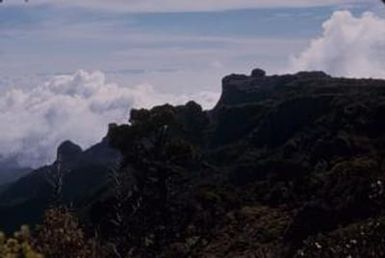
[0,135,120,232]
[4,68,385,257]
[87,69,385,257]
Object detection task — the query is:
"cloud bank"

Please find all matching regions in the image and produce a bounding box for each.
[0,70,219,167]
[291,10,385,78]
[6,0,358,12]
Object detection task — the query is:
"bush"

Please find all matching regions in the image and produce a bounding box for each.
[33,208,102,258]
[0,225,43,258]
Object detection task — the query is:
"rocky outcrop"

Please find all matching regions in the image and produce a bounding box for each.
[57,140,82,164]
[215,68,385,109]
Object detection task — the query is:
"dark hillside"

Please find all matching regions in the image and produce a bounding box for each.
[89,69,385,257]
[4,69,385,257]
[0,137,120,232]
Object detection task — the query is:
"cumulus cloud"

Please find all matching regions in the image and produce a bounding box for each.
[291,10,385,78]
[0,70,219,167]
[6,0,358,12]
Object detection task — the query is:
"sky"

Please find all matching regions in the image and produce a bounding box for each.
[0,0,384,167]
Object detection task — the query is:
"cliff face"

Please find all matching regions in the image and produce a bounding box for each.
[212,69,385,146]
[216,68,385,108]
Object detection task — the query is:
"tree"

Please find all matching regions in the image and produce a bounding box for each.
[102,104,200,257]
[33,208,101,258]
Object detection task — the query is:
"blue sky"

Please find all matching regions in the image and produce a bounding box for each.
[0,0,380,92]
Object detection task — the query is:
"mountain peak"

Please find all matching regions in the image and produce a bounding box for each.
[57,140,82,163]
[250,68,266,78]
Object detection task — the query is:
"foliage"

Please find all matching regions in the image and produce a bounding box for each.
[104,104,202,257]
[297,216,385,258]
[33,208,102,258]
[0,226,43,258]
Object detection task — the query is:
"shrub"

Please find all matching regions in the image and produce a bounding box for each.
[33,208,102,258]
[0,225,43,258]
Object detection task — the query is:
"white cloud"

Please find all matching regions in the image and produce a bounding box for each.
[291,10,385,78]
[5,0,359,12]
[0,70,219,167]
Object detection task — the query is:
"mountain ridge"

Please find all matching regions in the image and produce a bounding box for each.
[3,68,385,256]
